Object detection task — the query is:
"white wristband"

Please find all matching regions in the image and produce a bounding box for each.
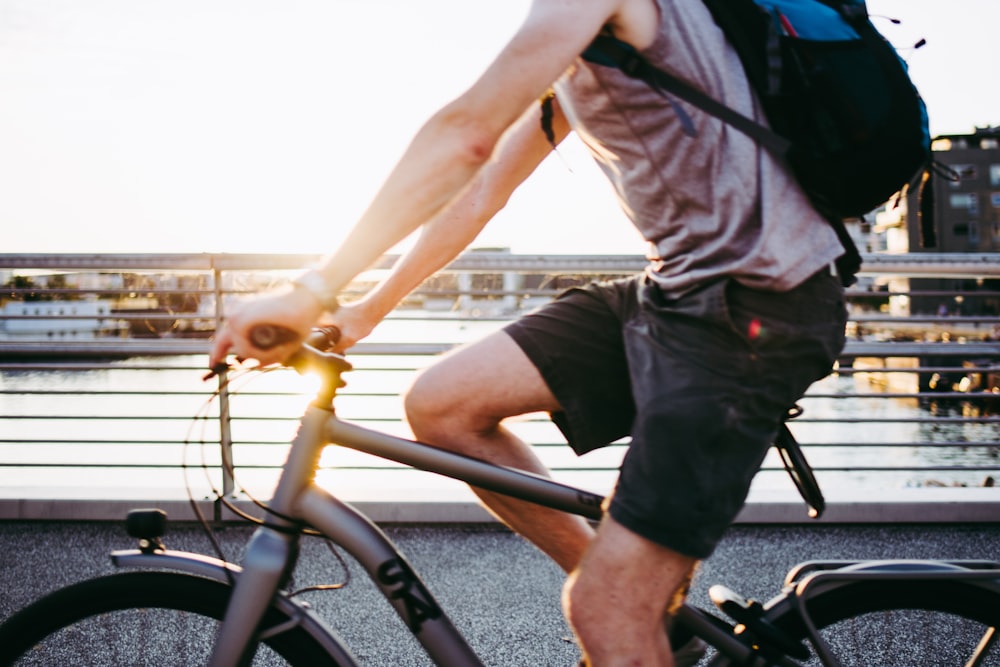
[291,269,340,313]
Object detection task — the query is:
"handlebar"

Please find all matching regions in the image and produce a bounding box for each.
[255,325,353,378]
[250,324,342,353]
[205,325,352,387]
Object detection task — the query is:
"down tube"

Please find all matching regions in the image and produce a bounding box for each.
[296,485,486,667]
[324,417,606,521]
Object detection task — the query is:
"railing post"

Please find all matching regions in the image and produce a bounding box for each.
[216,370,234,522]
[213,266,235,521]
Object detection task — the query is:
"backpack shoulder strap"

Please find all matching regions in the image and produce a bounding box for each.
[539,89,558,149]
[581,35,792,157]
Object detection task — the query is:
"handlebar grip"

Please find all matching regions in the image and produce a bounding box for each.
[306,326,342,350]
[250,324,300,350]
[249,325,342,351]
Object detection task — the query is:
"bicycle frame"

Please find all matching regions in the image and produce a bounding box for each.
[114,395,607,667]
[107,386,778,666]
[103,343,1000,667]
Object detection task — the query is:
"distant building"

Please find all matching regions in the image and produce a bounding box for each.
[907,126,1000,254]
[0,298,122,339]
[900,126,1000,317]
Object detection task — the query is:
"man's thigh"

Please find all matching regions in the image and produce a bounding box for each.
[407,330,563,427]
[504,278,638,453]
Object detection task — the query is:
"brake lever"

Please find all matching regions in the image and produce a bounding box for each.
[203,363,231,381]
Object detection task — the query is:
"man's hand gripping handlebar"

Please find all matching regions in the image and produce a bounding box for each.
[205,325,352,382]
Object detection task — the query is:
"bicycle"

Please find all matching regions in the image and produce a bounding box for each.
[0,326,998,666]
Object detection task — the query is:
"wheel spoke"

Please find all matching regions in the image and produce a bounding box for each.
[755,580,1000,667]
[968,626,999,667]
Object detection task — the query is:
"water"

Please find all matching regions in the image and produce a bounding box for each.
[0,317,509,499]
[1,316,998,502]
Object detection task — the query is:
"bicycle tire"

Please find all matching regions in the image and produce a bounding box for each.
[0,571,349,667]
[713,578,1000,666]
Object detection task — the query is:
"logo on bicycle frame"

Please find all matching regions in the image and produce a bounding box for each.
[376,557,443,633]
[577,492,603,509]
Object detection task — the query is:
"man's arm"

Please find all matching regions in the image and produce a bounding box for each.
[307,0,621,294]
[330,97,571,349]
[210,0,627,366]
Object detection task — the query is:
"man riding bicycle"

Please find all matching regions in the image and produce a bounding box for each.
[210,0,848,664]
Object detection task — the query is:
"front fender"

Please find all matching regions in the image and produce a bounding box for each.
[112,548,242,582]
[111,548,360,666]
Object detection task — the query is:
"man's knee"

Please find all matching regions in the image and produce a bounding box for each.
[562,569,604,643]
[403,366,457,441]
[563,568,671,663]
[403,360,505,445]
[404,332,552,443]
[562,518,699,656]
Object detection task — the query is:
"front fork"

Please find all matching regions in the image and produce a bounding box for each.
[205,405,330,667]
[207,524,300,666]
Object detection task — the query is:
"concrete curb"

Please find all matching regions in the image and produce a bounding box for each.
[2,488,998,524]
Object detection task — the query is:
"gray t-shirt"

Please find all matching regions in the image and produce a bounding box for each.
[554,0,844,296]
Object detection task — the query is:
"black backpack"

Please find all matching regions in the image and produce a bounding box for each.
[547,0,933,285]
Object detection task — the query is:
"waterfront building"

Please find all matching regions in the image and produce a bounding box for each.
[0,298,123,339]
[861,127,1000,320]
[904,127,1000,319]
[908,126,1000,254]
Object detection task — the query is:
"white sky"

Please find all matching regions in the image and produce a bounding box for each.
[0,0,997,255]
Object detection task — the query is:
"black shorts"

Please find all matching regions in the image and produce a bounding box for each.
[504,271,846,558]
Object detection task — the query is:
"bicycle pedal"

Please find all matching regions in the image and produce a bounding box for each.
[709,584,764,622]
[709,585,809,660]
[125,509,168,553]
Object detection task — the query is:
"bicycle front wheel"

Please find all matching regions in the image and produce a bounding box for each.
[747,578,1000,666]
[0,571,349,667]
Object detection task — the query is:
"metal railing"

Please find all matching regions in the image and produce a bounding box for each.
[0,252,997,522]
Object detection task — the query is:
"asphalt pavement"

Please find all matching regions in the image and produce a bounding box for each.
[1,521,998,666]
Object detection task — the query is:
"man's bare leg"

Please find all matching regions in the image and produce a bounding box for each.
[564,516,698,666]
[404,331,595,572]
[406,330,701,665]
